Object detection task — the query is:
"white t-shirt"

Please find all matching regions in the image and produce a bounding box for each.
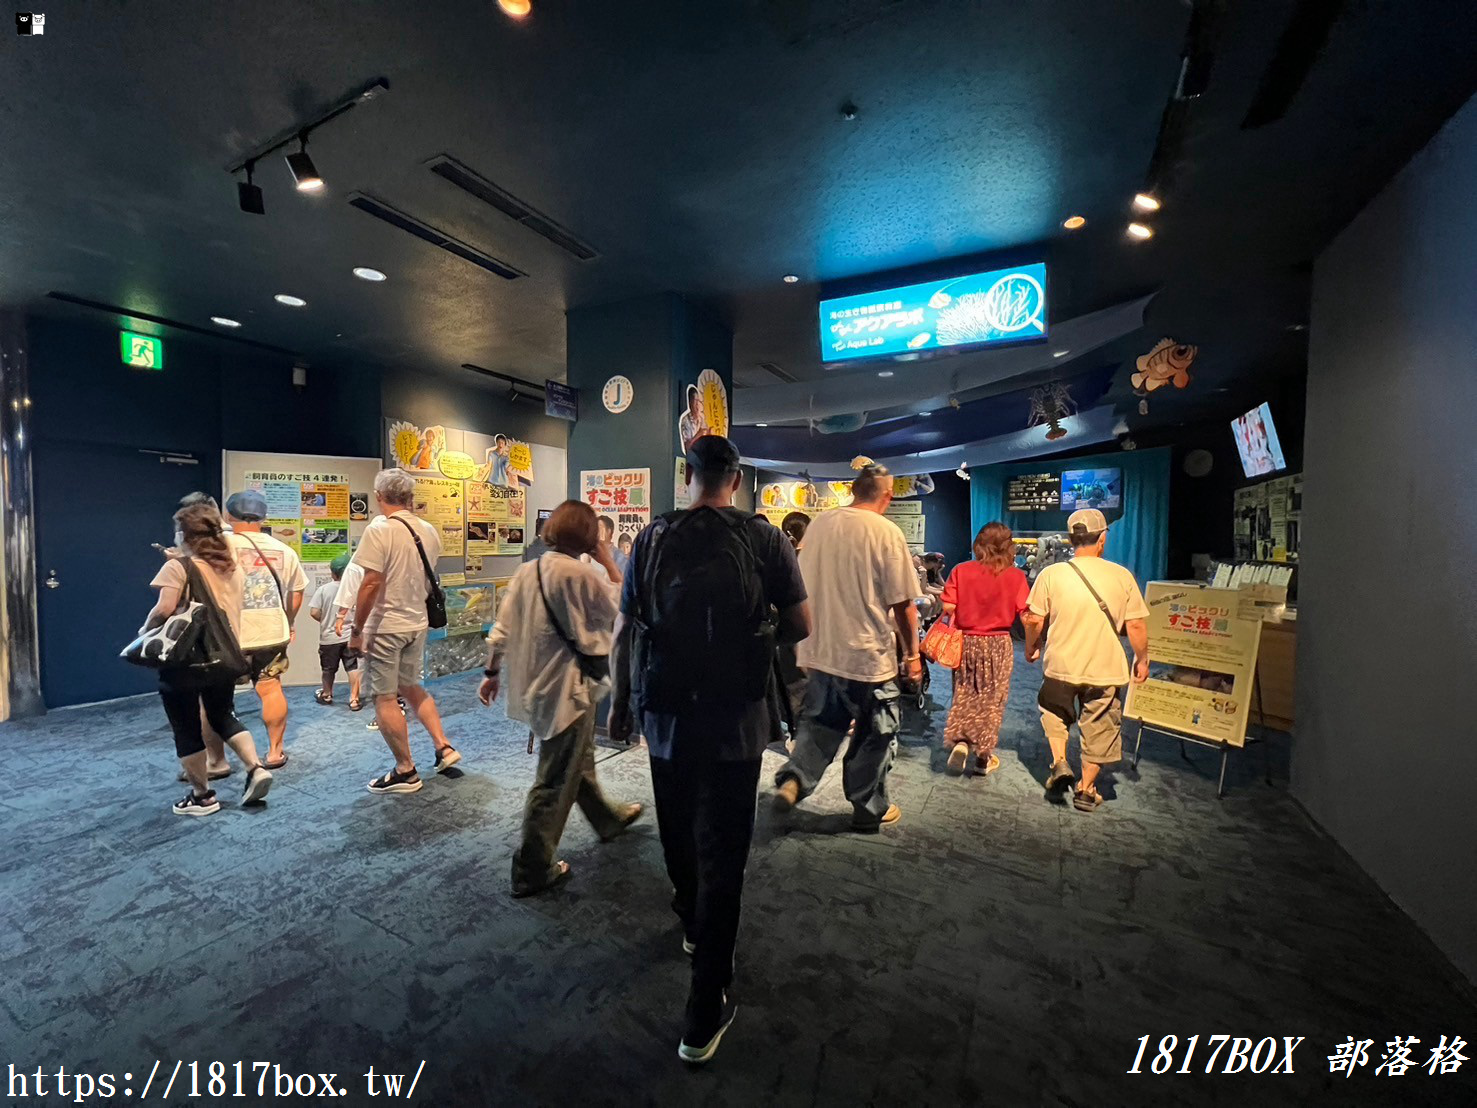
[150,556,245,643]
[310,580,349,645]
[334,560,364,616]
[351,510,442,636]
[1027,555,1149,687]
[795,506,917,683]
[227,530,308,651]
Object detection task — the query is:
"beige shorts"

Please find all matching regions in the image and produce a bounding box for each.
[362,629,427,698]
[1038,678,1123,764]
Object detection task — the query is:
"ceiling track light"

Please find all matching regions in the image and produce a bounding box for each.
[238,160,265,215]
[1127,222,1154,241]
[1062,215,1086,230]
[1133,192,1161,212]
[286,133,324,192]
[225,77,388,212]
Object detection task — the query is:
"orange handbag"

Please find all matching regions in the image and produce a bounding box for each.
[920,617,964,669]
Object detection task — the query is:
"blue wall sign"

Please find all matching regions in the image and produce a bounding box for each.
[544,380,579,422]
[819,262,1048,363]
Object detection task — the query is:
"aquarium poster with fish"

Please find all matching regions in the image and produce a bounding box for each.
[1125,583,1263,748]
[819,262,1047,363]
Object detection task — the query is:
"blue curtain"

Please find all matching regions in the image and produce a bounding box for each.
[970,447,1170,586]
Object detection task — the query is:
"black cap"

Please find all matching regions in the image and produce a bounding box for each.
[686,434,741,475]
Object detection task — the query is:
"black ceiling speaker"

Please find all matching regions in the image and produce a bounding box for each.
[238,161,265,215]
[1242,0,1348,129]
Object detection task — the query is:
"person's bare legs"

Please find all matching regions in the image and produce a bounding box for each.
[179,751,210,795]
[375,692,415,772]
[199,711,232,774]
[257,677,288,762]
[1079,760,1102,796]
[348,667,362,706]
[400,683,452,754]
[222,729,265,772]
[320,670,335,699]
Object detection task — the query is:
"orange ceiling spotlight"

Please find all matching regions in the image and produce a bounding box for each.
[1062,215,1086,230]
[498,0,532,16]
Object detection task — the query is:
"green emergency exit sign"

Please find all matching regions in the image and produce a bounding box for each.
[120,330,163,370]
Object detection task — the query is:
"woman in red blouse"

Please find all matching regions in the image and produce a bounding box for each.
[940,522,1029,775]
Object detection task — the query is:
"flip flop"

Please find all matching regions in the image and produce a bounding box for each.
[512,860,572,898]
[177,767,233,782]
[262,752,289,770]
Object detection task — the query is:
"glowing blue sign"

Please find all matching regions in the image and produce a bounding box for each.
[819,262,1048,363]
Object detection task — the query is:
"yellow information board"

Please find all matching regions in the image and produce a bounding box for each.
[1125,583,1262,748]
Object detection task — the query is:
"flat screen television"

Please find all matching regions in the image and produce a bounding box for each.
[1060,468,1122,511]
[818,262,1047,363]
[1232,402,1286,478]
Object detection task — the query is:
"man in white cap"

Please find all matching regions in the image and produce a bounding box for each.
[1020,508,1149,812]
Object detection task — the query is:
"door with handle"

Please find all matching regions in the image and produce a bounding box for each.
[34,441,210,707]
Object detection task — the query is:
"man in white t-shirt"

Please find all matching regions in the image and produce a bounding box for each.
[773,464,922,831]
[224,490,309,770]
[1022,508,1150,813]
[349,469,462,795]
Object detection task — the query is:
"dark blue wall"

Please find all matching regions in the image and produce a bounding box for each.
[921,471,973,571]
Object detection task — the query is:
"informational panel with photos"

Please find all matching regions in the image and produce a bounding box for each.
[1125,582,1263,747]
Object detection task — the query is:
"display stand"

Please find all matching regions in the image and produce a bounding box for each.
[1130,670,1273,798]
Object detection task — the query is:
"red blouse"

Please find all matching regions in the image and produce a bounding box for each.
[941,561,1029,636]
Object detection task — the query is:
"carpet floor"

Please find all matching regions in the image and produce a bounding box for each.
[1,647,1473,1106]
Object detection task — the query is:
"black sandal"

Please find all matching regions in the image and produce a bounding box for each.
[367,766,423,794]
[314,690,333,706]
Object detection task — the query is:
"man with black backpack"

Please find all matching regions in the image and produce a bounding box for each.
[610,435,810,1066]
[772,463,922,830]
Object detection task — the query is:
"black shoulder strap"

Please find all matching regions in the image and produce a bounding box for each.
[1068,559,1122,636]
[535,556,583,659]
[240,533,286,607]
[392,515,439,589]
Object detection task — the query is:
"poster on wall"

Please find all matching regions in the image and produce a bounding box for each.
[674,458,694,510]
[884,500,926,548]
[467,483,527,555]
[483,434,535,489]
[891,474,935,498]
[412,476,465,557]
[388,420,535,491]
[1007,473,1061,512]
[678,368,729,453]
[1125,583,1263,748]
[581,468,651,542]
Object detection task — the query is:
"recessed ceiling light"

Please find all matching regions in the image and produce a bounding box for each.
[498,0,532,16]
[1133,193,1161,212]
[274,294,307,307]
[1062,215,1086,230]
[919,411,932,417]
[878,370,894,378]
[1126,222,1154,241]
[756,423,768,427]
[210,316,241,328]
[782,274,800,284]
[353,267,387,282]
[1053,349,1070,358]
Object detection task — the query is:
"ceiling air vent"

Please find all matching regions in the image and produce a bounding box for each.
[756,361,799,383]
[426,155,599,261]
[346,193,526,279]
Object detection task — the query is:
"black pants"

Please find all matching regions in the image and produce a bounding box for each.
[649,755,762,1019]
[158,676,244,759]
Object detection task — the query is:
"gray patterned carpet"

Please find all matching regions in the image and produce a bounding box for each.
[1,647,1473,1106]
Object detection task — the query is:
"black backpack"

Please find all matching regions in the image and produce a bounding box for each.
[632,507,776,713]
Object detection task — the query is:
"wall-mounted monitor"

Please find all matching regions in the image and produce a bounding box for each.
[1060,468,1122,511]
[819,262,1047,363]
[1232,402,1286,478]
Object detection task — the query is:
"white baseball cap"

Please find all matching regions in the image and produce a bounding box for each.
[1067,508,1108,538]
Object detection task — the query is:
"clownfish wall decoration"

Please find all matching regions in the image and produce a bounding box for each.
[1132,339,1197,393]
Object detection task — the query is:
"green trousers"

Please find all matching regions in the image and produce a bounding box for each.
[512,707,625,894]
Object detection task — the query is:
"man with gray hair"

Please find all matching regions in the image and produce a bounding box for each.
[349,469,462,793]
